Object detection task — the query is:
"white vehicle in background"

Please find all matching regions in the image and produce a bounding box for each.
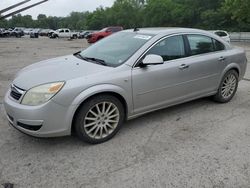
[50,28,78,39]
[211,30,231,43]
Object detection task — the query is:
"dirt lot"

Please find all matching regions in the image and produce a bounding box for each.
[0,37,250,188]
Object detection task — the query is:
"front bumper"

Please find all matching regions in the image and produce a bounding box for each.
[3,90,72,137]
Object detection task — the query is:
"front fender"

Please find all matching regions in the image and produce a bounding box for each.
[71,84,131,106]
[64,84,133,131]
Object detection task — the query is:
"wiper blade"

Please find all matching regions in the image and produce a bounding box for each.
[73,51,85,60]
[82,56,107,66]
[73,52,107,66]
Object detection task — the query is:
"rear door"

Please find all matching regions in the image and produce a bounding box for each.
[183,34,226,94]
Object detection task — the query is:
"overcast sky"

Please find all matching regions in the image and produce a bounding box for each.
[0,0,115,19]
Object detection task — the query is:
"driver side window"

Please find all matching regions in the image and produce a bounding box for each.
[147,35,186,61]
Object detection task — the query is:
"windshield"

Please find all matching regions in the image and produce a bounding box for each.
[80,32,154,67]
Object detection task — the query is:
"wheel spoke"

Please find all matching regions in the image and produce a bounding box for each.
[93,126,100,138]
[109,114,119,119]
[84,121,96,128]
[89,109,98,117]
[103,124,108,134]
[107,119,119,123]
[102,102,106,113]
[100,127,103,138]
[85,117,96,121]
[96,104,101,114]
[108,107,116,115]
[87,124,98,134]
[105,103,112,114]
[106,122,114,129]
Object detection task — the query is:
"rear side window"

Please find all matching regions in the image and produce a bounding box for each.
[213,39,225,51]
[147,35,185,61]
[187,35,214,55]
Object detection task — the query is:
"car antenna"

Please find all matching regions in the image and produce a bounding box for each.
[134,28,139,32]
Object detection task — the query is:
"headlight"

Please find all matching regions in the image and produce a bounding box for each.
[21,82,65,106]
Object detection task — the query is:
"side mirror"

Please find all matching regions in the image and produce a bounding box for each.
[141,54,164,66]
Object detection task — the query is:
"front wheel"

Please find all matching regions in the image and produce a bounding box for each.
[213,70,239,103]
[74,95,125,144]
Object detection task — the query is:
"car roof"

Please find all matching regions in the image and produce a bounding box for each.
[123,27,215,36]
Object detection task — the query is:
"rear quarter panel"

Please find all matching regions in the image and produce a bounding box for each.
[223,47,247,80]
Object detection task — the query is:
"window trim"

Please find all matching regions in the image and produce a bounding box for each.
[212,38,226,52]
[133,34,188,68]
[184,34,226,57]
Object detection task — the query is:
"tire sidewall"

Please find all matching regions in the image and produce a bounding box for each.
[74,95,125,144]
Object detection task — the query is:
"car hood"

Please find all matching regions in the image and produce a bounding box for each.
[13,55,111,90]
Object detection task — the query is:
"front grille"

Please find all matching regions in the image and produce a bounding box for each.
[10,90,22,100]
[10,84,25,101]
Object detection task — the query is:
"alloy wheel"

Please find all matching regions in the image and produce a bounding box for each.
[221,73,237,99]
[83,102,120,139]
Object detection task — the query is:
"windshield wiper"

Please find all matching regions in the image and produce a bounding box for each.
[73,51,84,59]
[82,56,107,66]
[73,52,107,66]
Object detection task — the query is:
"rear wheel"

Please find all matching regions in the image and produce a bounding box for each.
[213,70,238,103]
[74,95,125,144]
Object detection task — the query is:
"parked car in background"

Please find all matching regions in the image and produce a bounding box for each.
[50,28,78,39]
[23,28,33,35]
[0,29,11,37]
[4,28,247,144]
[39,29,51,36]
[10,27,24,38]
[211,30,231,43]
[30,29,40,38]
[78,31,93,39]
[0,28,4,37]
[87,26,123,43]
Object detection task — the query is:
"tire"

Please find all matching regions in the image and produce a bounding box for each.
[74,95,125,144]
[213,70,239,103]
[73,35,77,39]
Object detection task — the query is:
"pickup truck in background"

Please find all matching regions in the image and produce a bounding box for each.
[50,28,78,39]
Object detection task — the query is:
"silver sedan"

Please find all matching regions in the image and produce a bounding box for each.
[4,28,247,144]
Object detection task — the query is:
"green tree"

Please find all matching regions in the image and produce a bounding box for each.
[222,0,250,30]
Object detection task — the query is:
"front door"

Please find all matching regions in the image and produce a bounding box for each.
[132,35,192,114]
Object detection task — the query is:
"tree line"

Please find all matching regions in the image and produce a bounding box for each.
[0,0,249,31]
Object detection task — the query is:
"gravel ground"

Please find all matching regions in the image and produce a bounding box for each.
[0,37,250,188]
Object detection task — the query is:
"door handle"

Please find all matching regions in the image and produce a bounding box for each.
[179,64,189,70]
[218,56,225,61]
